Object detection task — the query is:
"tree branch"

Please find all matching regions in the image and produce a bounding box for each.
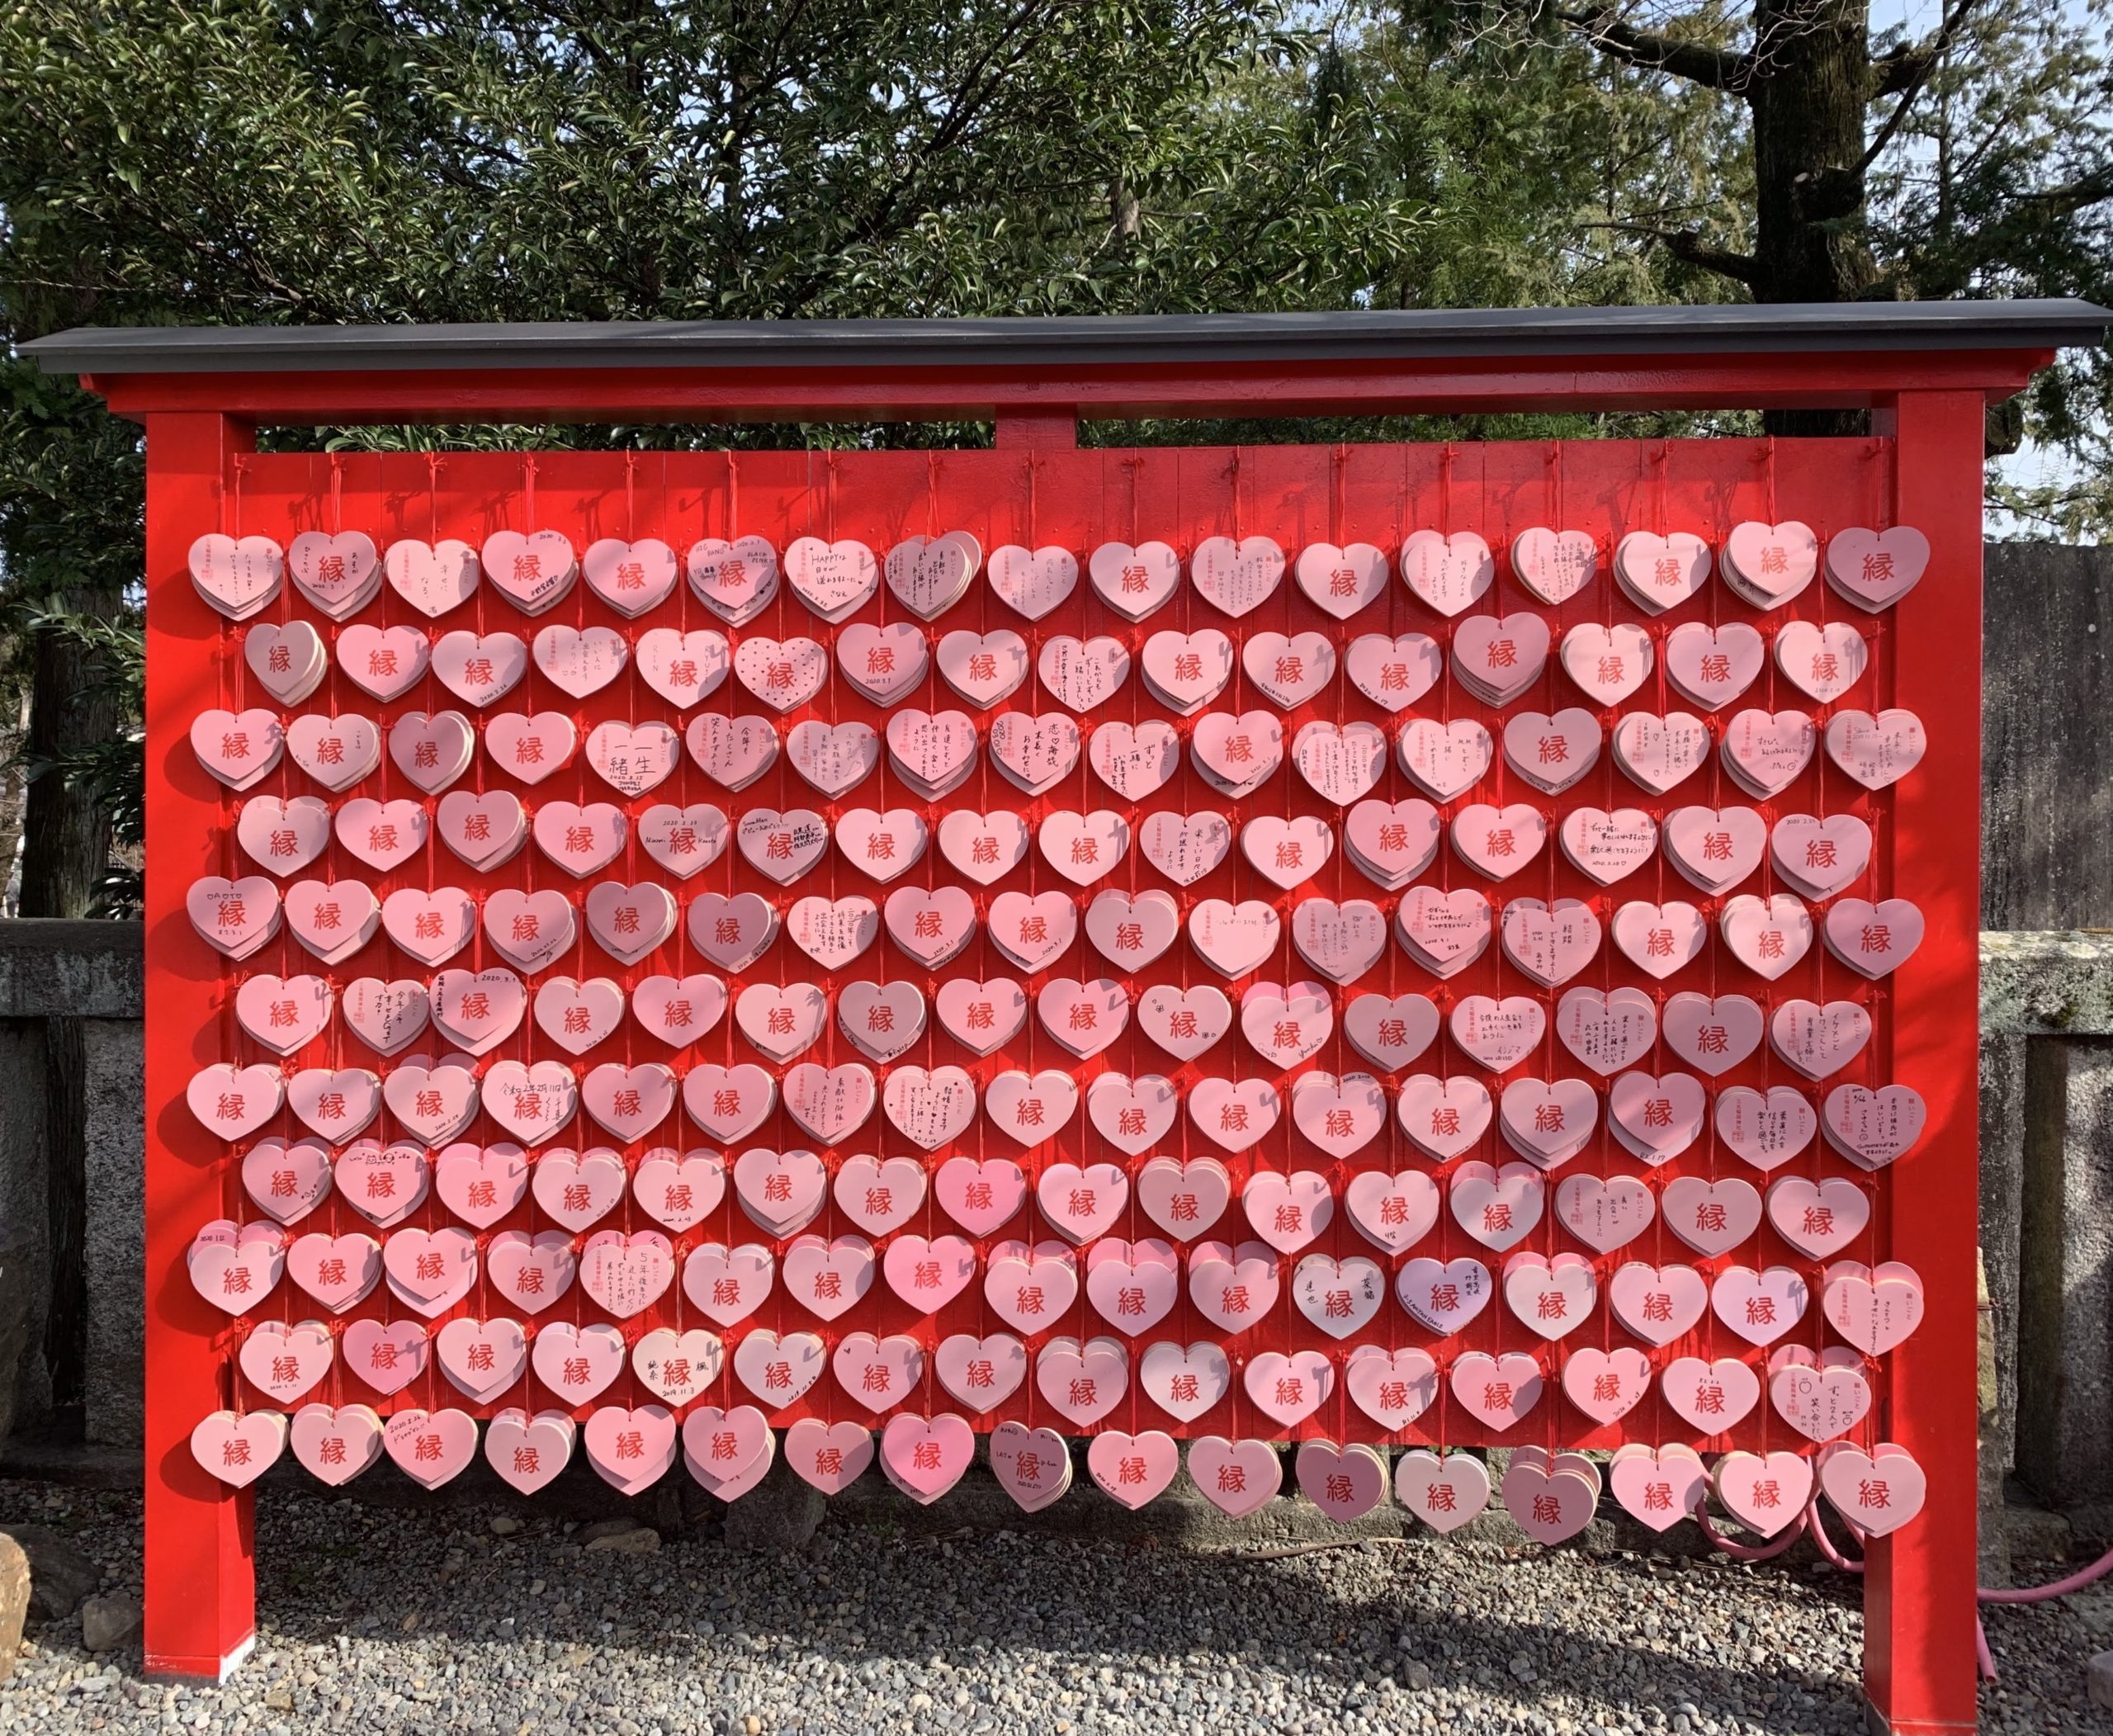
[1555,7,1751,93]
[2016,168,2113,212]
[1912,168,2113,295]
[763,0,1061,312]
[835,0,1056,249]
[1579,220,1761,285]
[1869,42,1933,99]
[1854,0,1984,176]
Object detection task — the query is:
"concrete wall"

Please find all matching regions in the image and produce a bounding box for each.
[0,920,143,1445]
[0,1019,50,1436]
[1978,546,2113,1503]
[80,1017,144,1447]
[1983,543,2113,929]
[1981,934,2113,1501]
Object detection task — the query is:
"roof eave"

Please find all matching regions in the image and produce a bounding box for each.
[21,301,2110,377]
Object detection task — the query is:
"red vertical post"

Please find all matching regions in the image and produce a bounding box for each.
[143,411,259,1679]
[1861,389,1987,1734]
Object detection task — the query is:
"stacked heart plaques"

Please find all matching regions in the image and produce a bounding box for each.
[173,466,1930,1540]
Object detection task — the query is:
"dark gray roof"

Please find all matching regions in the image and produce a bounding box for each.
[21,301,2107,375]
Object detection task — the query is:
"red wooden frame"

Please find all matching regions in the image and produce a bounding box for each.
[46,320,2042,1736]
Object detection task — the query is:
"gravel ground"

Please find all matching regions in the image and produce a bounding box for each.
[0,1475,2103,1734]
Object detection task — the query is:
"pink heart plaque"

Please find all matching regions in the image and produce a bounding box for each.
[1826,525,1929,610]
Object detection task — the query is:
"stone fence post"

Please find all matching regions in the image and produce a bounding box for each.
[0,920,143,1446]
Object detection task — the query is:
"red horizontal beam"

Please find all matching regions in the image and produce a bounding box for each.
[84,348,2052,425]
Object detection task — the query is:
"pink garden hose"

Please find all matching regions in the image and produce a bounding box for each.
[1800,1493,2113,1683]
[1238,1486,2113,1686]
[1692,1499,1808,1562]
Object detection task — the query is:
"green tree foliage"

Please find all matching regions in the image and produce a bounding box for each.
[0,0,2106,882]
[1489,0,2113,485]
[1865,0,2113,533]
[0,0,1435,896]
[0,0,1430,326]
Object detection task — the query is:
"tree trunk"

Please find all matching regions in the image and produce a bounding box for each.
[17,592,119,919]
[1748,0,1882,438]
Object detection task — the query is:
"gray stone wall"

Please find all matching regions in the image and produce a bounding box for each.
[1984,542,2113,929]
[0,1021,50,1436]
[1978,546,2113,1501]
[1982,934,2113,1498]
[0,920,143,1445]
[80,1018,144,1448]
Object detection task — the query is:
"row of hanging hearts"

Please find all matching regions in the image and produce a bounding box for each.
[220,1126,1890,1263]
[206,963,1898,1081]
[187,521,1930,625]
[210,1274,1908,1440]
[195,986,1909,1166]
[190,868,1922,994]
[218,1309,1900,1440]
[197,789,1888,909]
[186,1049,1926,1168]
[189,859,1899,1012]
[188,1394,1925,1536]
[189,1195,1919,1354]
[189,702,1924,820]
[232,613,1891,721]
[229,1133,1879,1259]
